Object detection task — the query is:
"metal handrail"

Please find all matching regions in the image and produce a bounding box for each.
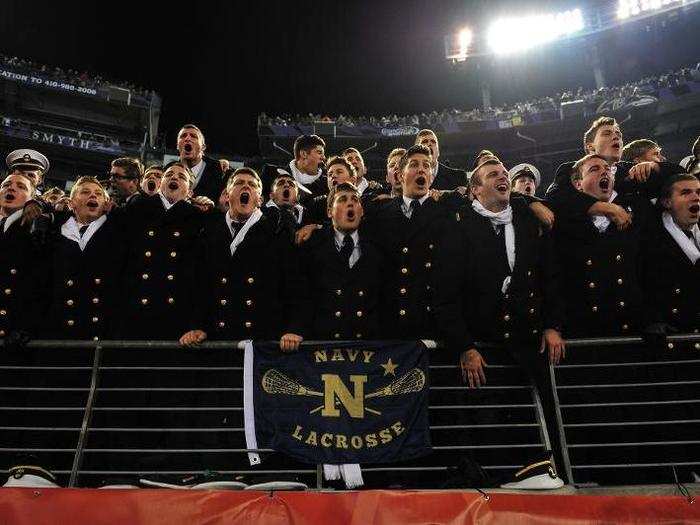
[568,441,700,448]
[11,333,700,349]
[557,380,700,389]
[16,335,699,488]
[549,335,700,486]
[573,462,700,469]
[564,420,700,428]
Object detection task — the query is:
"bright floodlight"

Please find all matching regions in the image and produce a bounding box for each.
[444,27,473,62]
[458,28,473,56]
[487,8,585,55]
[618,0,682,19]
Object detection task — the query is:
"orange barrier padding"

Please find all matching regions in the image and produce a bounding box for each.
[0,488,698,524]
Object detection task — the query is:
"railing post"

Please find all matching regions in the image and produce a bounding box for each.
[530,381,554,452]
[548,362,574,485]
[68,343,102,487]
[316,464,323,489]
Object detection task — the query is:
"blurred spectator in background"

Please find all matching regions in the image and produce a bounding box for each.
[141,165,163,197]
[176,124,225,203]
[109,157,143,205]
[509,163,541,197]
[621,139,665,164]
[385,148,406,197]
[5,149,50,192]
[414,129,467,190]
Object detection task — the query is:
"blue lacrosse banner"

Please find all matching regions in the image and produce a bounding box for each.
[243,341,431,465]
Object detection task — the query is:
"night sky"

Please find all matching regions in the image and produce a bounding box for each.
[2,0,699,156]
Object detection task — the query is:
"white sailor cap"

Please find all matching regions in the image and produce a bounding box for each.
[6,149,50,173]
[679,155,696,172]
[508,163,541,188]
[3,465,59,488]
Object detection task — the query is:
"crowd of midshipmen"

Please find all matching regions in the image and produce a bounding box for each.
[0,118,699,388]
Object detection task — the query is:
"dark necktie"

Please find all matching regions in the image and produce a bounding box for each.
[79,225,89,238]
[340,234,354,267]
[230,222,241,239]
[684,229,699,249]
[494,223,509,263]
[410,199,422,218]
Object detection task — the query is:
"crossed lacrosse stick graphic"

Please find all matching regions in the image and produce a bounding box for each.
[261,368,426,416]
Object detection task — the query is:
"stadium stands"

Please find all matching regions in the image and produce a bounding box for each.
[258,63,700,136]
[0,55,162,186]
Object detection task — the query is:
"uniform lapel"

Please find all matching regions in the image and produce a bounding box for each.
[510,211,527,274]
[661,222,696,268]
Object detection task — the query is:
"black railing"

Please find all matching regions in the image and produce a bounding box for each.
[3,334,698,489]
[549,334,700,486]
[0,339,551,489]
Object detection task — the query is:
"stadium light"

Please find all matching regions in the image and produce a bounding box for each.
[487,8,585,55]
[444,27,473,62]
[458,28,473,56]
[618,0,684,19]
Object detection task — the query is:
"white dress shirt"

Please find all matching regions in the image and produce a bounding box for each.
[334,228,361,268]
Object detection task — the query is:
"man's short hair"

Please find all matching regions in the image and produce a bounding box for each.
[293,135,325,159]
[659,173,699,202]
[70,176,107,199]
[222,167,236,187]
[327,181,360,209]
[42,186,64,198]
[111,157,144,180]
[271,172,296,190]
[470,159,502,186]
[163,160,195,186]
[388,147,407,161]
[398,144,433,173]
[226,167,262,193]
[341,147,362,158]
[326,156,357,179]
[583,116,618,150]
[471,149,498,171]
[621,139,659,163]
[415,129,436,143]
[571,154,608,182]
[179,123,205,144]
[144,164,163,175]
[6,170,36,191]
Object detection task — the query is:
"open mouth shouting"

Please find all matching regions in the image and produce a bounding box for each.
[167,180,180,191]
[599,177,611,191]
[689,204,700,215]
[147,180,157,192]
[495,181,509,193]
[183,143,193,154]
[415,176,427,187]
[240,191,251,205]
[3,192,15,202]
[282,188,290,199]
[346,208,356,221]
[86,200,99,211]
